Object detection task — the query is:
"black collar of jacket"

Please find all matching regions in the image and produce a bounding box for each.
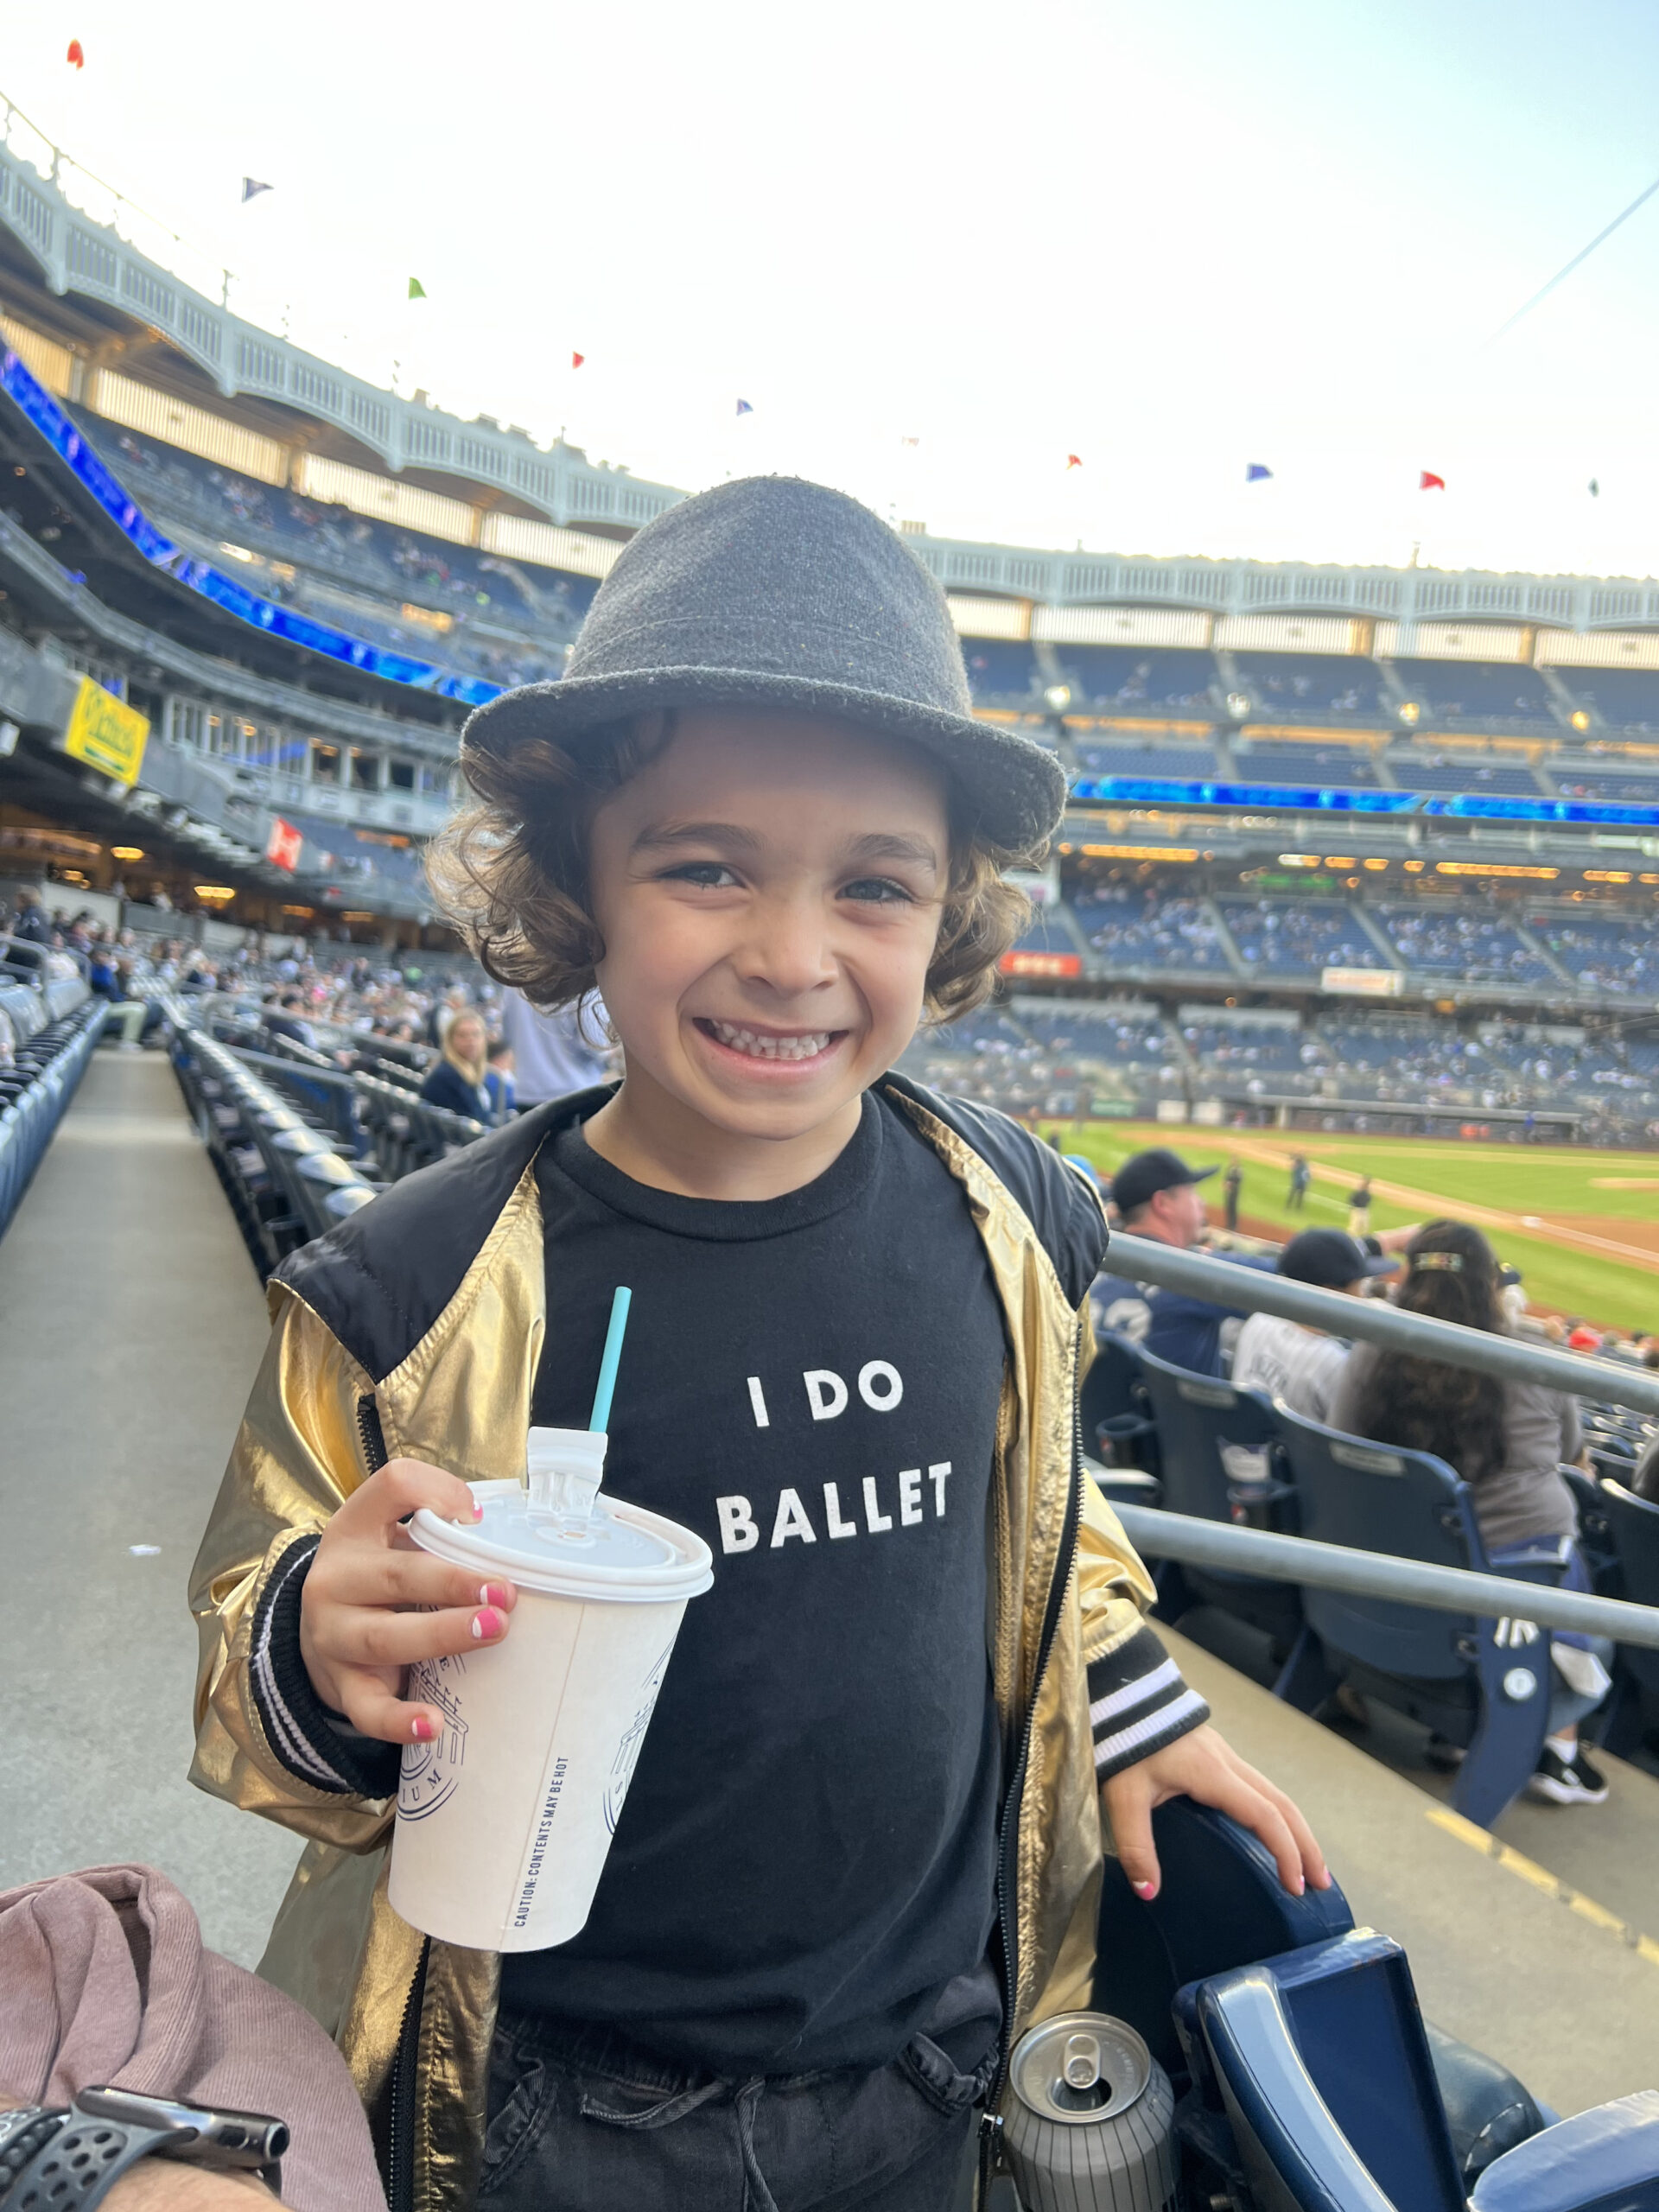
[273,1073,1108,1386]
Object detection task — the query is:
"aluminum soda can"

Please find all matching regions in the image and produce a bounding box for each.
[1001,2012,1178,2212]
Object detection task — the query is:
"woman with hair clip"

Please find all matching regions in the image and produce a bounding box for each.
[1328,1218,1613,1808]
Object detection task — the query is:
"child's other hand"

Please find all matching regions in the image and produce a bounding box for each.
[1100,1723,1329,1903]
[298,1459,517,1745]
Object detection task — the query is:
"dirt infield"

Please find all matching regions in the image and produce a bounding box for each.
[1549,1214,1659,1259]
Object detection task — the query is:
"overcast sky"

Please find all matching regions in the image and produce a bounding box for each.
[9,1,1659,578]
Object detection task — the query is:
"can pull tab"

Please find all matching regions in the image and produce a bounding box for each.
[1061,2033,1102,2092]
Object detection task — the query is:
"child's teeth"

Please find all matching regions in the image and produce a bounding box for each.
[709,1021,830,1060]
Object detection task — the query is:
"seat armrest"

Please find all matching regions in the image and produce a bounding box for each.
[1085,1458,1163,1507]
[1471,2091,1659,2211]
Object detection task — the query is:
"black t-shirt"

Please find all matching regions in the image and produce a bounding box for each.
[499,1090,1008,2075]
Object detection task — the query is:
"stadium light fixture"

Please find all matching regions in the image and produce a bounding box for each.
[110,846,145,861]
[1043,683,1073,715]
[1571,709,1591,732]
[1397,701,1421,725]
[193,885,238,902]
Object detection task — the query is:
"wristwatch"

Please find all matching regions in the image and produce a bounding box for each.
[0,2088,288,2205]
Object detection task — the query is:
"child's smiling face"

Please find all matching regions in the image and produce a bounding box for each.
[585,708,950,1188]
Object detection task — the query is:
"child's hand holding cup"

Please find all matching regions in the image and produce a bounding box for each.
[298,1459,518,1746]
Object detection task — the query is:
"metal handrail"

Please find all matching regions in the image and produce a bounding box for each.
[1104,1230,1659,1419]
[1112,1503,1659,1653]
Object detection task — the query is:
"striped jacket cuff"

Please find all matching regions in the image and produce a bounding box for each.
[250,1535,401,1801]
[1086,1624,1210,1781]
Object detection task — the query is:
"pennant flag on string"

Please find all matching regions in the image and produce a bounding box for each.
[1245,462,1273,482]
[735,398,753,416]
[407,277,427,300]
[1066,454,1083,469]
[1589,478,1600,498]
[900,435,920,448]
[571,351,585,369]
[241,178,274,203]
[1420,469,1446,491]
[67,38,85,66]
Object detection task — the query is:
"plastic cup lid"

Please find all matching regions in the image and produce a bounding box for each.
[409,1486,714,1603]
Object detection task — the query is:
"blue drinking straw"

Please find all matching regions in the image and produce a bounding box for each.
[588,1286,632,1433]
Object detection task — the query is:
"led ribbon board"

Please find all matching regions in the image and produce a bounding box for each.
[0,348,503,709]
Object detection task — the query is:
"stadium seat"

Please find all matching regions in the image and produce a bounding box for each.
[1585,1478,1659,1758]
[1131,1348,1320,1690]
[1270,1405,1560,1827]
[1081,1328,1160,1478]
[1179,1930,1659,2211]
[1094,1801,1551,2201]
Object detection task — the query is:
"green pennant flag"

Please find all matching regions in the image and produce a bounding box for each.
[408,276,427,300]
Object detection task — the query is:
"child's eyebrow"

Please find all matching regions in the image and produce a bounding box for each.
[632,820,762,856]
[843,831,942,877]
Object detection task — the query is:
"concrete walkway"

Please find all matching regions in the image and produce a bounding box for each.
[0,1049,299,1966]
[1166,1625,1659,2116]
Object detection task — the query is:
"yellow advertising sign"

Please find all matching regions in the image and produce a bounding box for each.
[61,675,149,786]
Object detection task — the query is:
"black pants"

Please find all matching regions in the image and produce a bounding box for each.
[480,2012,991,2211]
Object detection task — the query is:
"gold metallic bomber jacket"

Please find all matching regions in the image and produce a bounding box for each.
[188,1073,1196,2212]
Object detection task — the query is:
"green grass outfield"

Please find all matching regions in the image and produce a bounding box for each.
[1039,1121,1659,1334]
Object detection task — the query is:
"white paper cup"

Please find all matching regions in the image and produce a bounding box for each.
[387,1484,714,1953]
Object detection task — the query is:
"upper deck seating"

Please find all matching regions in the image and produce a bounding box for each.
[1230,652,1385,721]
[1230,741,1381,787]
[1056,645,1218,715]
[1390,658,1560,733]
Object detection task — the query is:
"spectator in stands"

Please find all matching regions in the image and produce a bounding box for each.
[1231,1230,1396,1423]
[1330,1220,1612,1807]
[499,984,613,1103]
[1092,1147,1275,1373]
[419,1004,493,1122]
[10,887,51,948]
[427,982,468,1048]
[262,992,317,1052]
[484,1035,517,1122]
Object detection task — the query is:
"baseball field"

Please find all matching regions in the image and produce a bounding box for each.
[1041,1122,1659,1335]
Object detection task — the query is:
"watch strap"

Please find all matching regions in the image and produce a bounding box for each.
[0,2108,175,2209]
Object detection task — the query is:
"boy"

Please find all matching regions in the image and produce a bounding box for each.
[189,478,1322,2212]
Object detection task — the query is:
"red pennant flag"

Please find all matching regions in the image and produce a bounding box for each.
[1420,470,1446,492]
[1066,454,1082,470]
[67,38,85,66]
[571,351,585,369]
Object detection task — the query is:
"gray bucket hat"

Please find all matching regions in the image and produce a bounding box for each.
[460,474,1065,852]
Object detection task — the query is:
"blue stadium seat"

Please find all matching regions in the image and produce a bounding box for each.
[1054,645,1218,715]
[1584,1478,1659,1758]
[1133,1348,1319,1688]
[1081,1329,1160,1478]
[1180,1930,1659,2211]
[1270,1404,1560,1827]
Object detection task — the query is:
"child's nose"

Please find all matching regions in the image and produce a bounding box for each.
[735,895,837,996]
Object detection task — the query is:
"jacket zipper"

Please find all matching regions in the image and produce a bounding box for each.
[385,1936,429,2212]
[978,1389,1086,2193]
[358,1393,389,1476]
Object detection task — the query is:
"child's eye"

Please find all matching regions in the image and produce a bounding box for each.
[663,861,741,889]
[842,877,913,905]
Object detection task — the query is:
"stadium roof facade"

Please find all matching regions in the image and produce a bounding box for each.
[8,92,1659,646]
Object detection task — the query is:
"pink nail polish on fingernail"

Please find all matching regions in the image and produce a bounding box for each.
[480,1583,512,1610]
[1132,1880,1157,1900]
[471,1607,503,1640]
[1294,1875,1306,1896]
[472,1501,485,1521]
[410,1715,437,1742]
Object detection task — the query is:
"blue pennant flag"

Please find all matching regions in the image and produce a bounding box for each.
[735,397,753,416]
[1245,462,1273,483]
[241,177,274,202]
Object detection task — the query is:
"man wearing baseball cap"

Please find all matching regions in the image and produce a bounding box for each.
[1091,1147,1276,1376]
[1231,1229,1397,1424]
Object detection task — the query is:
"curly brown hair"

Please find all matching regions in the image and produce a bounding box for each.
[426,710,1036,1023]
